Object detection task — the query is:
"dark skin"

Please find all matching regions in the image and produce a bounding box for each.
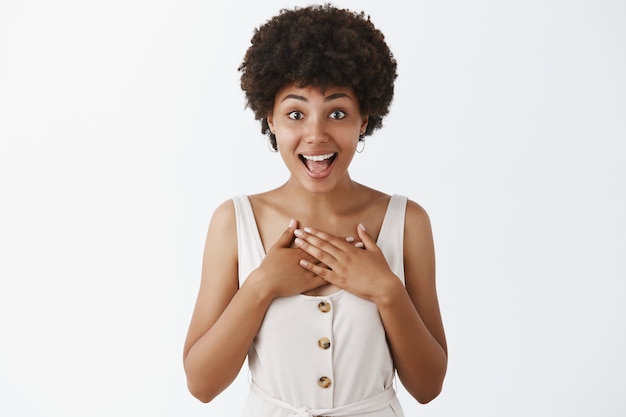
[249,186,390,295]
[183,84,447,404]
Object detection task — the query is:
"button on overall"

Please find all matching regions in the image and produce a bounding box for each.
[318,337,331,350]
[317,301,331,313]
[318,376,332,389]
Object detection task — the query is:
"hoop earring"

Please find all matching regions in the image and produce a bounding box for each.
[268,135,278,153]
[356,139,365,153]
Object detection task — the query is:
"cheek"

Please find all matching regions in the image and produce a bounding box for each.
[275,125,300,143]
[275,133,299,155]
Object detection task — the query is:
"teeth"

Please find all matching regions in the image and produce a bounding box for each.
[301,153,335,162]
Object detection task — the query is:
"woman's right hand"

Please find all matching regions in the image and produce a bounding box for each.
[246,219,327,299]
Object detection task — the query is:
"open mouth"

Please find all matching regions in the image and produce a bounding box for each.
[299,153,337,173]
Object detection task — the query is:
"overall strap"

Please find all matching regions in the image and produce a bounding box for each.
[377,194,408,284]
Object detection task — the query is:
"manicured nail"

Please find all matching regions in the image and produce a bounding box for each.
[345,237,355,243]
[294,237,304,246]
[303,227,313,233]
[294,229,303,237]
[288,218,295,228]
[358,223,366,231]
[299,259,309,267]
[355,242,365,248]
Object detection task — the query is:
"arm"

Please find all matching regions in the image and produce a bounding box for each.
[376,200,447,403]
[183,203,326,403]
[183,200,268,403]
[293,200,447,403]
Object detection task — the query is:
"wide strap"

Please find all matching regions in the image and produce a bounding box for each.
[232,194,265,286]
[377,194,407,284]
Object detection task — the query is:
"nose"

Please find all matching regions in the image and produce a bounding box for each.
[304,117,329,144]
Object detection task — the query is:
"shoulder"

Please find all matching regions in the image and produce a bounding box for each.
[205,198,238,255]
[401,198,436,289]
[404,198,432,233]
[209,198,236,231]
[402,198,435,271]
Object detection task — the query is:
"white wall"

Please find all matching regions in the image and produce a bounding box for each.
[1,0,624,416]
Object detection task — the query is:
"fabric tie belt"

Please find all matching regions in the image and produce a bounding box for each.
[250,382,397,417]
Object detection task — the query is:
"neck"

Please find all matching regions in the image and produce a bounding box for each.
[278,175,364,217]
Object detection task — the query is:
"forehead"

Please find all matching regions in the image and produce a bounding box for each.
[274,83,357,103]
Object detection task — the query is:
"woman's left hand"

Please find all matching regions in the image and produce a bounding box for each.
[294,224,399,303]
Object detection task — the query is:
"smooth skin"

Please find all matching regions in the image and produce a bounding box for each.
[183,84,447,404]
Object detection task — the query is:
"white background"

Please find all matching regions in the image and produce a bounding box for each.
[1,0,625,416]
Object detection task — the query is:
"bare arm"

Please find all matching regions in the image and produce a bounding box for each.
[183,200,266,402]
[183,202,325,403]
[376,200,447,403]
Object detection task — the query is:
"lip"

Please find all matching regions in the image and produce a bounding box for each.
[298,152,337,179]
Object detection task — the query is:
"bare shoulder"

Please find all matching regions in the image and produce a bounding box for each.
[402,198,436,289]
[404,198,433,232]
[209,198,236,230]
[204,198,239,273]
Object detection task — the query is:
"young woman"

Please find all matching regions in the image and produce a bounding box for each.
[183,5,447,416]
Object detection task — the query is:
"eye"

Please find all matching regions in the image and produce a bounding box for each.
[288,111,304,120]
[330,110,346,120]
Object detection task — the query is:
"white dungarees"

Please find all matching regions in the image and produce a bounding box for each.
[233,194,408,417]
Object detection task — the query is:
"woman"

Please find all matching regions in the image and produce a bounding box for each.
[183,4,447,416]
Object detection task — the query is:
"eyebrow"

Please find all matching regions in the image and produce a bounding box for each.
[280,92,353,103]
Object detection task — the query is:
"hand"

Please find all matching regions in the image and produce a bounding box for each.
[248,220,327,299]
[294,224,399,303]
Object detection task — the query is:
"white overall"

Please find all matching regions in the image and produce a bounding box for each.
[233,194,408,417]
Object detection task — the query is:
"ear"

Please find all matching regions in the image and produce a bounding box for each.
[360,116,369,135]
[267,113,275,133]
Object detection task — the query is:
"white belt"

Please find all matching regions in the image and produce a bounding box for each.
[250,382,397,417]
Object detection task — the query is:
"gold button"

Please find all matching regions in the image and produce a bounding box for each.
[317,301,331,313]
[318,376,332,389]
[318,337,331,350]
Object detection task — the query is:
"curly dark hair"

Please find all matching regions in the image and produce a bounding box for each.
[239,3,398,150]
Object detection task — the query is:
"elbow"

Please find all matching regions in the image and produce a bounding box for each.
[183,353,238,404]
[400,362,447,404]
[186,379,219,404]
[184,365,236,404]
[417,365,447,404]
[184,361,222,404]
[400,376,444,405]
[414,382,443,404]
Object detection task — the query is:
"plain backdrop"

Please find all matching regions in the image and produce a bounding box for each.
[1,0,625,416]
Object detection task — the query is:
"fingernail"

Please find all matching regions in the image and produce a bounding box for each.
[299,259,309,267]
[355,242,365,248]
[358,223,366,231]
[294,229,303,237]
[303,227,313,233]
[345,236,355,242]
[294,237,304,246]
[288,219,295,228]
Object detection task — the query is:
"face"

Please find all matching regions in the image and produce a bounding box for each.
[267,83,368,194]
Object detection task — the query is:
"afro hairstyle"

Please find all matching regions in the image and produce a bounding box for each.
[238,3,398,150]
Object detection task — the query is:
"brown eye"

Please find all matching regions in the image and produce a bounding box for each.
[329,110,346,120]
[288,111,304,120]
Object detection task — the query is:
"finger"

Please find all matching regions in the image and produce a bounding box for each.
[294,233,337,267]
[298,228,351,256]
[356,223,376,249]
[345,236,365,249]
[304,227,348,246]
[271,219,298,249]
[299,259,333,282]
